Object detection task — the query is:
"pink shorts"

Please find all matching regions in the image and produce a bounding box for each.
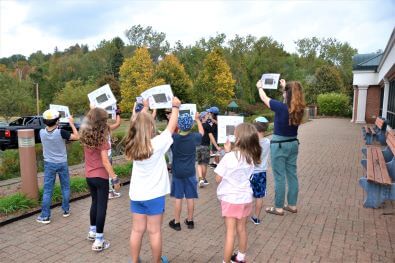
[221,201,252,219]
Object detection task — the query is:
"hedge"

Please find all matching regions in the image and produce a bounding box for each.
[317,92,351,117]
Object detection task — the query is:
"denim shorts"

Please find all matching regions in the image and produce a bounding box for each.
[250,171,267,198]
[130,196,165,215]
[170,176,198,199]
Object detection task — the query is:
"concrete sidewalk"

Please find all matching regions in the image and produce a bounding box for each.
[0,118,394,262]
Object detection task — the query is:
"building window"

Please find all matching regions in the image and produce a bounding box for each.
[387,79,395,128]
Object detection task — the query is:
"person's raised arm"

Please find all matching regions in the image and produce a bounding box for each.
[165,97,181,133]
[68,115,79,140]
[109,108,121,131]
[151,108,157,120]
[257,80,271,108]
[195,112,204,136]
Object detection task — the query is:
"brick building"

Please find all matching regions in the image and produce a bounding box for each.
[352,28,395,129]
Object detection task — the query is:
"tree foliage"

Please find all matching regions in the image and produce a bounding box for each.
[119,47,164,112]
[0,73,36,121]
[193,49,235,110]
[53,80,95,115]
[155,54,192,102]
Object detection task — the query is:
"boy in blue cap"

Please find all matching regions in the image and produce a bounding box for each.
[207,106,221,168]
[169,112,204,231]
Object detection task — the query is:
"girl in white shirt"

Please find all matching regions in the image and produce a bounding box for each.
[125,97,180,263]
[215,123,262,263]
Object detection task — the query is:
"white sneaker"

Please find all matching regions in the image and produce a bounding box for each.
[108,191,121,199]
[92,239,110,251]
[199,179,205,188]
[87,231,96,241]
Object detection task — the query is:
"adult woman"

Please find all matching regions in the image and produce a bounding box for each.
[257,79,305,215]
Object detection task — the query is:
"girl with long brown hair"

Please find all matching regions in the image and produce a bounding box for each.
[79,107,120,251]
[257,79,305,216]
[215,123,262,263]
[125,97,181,263]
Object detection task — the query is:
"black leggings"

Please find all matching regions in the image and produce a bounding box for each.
[86,177,109,234]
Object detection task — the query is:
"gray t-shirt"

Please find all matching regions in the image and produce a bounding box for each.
[40,128,70,163]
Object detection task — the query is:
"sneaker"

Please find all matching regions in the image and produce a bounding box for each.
[231,253,246,263]
[184,219,194,229]
[199,179,205,188]
[168,219,181,231]
[203,179,209,186]
[36,215,51,224]
[209,163,217,168]
[250,216,261,225]
[108,191,121,199]
[63,210,70,217]
[87,231,96,241]
[92,239,110,251]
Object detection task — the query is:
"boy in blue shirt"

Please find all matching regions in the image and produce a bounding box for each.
[36,109,79,224]
[169,113,204,231]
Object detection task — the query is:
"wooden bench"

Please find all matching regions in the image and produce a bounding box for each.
[362,117,387,145]
[359,131,395,208]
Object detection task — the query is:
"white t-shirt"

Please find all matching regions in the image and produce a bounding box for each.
[129,129,173,201]
[215,151,254,204]
[253,137,270,173]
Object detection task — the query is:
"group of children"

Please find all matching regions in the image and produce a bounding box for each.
[35,96,271,263]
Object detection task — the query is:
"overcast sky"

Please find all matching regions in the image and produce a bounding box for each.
[0,0,394,58]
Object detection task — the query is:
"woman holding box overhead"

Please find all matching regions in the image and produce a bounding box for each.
[256,78,305,216]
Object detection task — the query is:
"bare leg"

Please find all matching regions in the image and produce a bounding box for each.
[130,213,147,263]
[201,165,207,180]
[224,217,236,262]
[147,214,163,263]
[254,198,263,219]
[174,198,182,223]
[236,217,248,253]
[186,199,194,221]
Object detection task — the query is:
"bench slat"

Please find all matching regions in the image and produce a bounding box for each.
[387,132,395,154]
[377,149,392,185]
[366,147,391,185]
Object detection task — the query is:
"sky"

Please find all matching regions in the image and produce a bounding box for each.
[0,0,394,58]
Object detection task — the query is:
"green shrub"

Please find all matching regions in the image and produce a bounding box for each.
[317,93,351,117]
[0,150,20,180]
[114,162,132,178]
[0,193,37,215]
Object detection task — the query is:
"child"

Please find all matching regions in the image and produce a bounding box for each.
[108,106,122,199]
[250,120,270,225]
[79,107,121,251]
[125,97,181,263]
[215,123,262,263]
[168,112,204,231]
[207,106,221,168]
[196,111,213,187]
[36,109,79,224]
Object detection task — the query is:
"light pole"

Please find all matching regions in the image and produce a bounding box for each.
[35,83,39,115]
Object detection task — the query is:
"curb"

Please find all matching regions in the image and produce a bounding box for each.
[0,180,130,227]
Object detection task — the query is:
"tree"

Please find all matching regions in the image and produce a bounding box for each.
[124,25,170,62]
[155,54,192,102]
[119,47,164,112]
[0,73,35,122]
[193,49,235,110]
[305,65,344,104]
[53,80,96,115]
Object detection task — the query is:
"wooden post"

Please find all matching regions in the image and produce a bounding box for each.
[18,129,38,200]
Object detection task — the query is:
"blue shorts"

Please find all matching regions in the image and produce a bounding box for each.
[130,196,165,215]
[250,172,267,198]
[170,176,198,199]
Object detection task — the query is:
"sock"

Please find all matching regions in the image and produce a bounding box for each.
[237,251,246,261]
[89,225,96,233]
[95,233,103,241]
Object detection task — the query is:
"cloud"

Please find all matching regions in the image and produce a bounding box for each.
[0,0,394,58]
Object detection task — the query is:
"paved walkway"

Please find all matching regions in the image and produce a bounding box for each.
[0,119,394,262]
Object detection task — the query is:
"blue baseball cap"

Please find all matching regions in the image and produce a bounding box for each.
[207,106,219,114]
[135,103,144,113]
[199,111,208,120]
[178,113,194,131]
[255,116,269,123]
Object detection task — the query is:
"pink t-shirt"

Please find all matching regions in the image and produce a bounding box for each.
[84,142,110,179]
